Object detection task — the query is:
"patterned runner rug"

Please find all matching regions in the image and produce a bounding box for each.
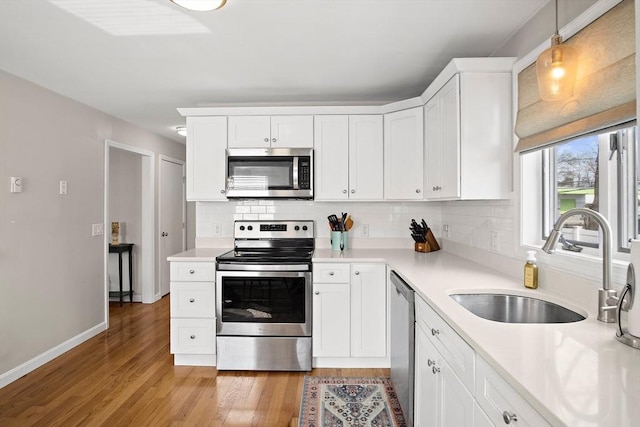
[297,376,407,427]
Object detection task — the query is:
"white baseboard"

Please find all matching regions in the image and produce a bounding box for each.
[0,322,107,388]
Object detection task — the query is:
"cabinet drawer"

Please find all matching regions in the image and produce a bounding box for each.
[170,282,215,318]
[475,356,550,427]
[170,318,216,355]
[314,263,350,283]
[170,262,215,282]
[416,296,475,391]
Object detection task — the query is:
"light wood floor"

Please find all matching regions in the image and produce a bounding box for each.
[0,297,388,426]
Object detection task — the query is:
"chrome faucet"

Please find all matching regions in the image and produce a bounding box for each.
[541,207,618,322]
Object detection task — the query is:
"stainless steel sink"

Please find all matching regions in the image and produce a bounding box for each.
[449,293,586,324]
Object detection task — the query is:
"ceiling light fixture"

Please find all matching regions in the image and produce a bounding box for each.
[536,0,578,101]
[175,126,187,136]
[170,0,226,12]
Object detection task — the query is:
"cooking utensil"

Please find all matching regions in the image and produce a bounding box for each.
[345,215,354,231]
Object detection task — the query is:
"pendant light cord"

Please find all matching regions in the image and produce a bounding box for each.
[555,0,559,36]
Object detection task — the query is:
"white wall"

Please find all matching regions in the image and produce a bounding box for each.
[0,70,186,382]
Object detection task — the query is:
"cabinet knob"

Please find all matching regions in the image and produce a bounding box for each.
[432,366,440,375]
[354,271,360,275]
[189,298,195,303]
[314,291,320,295]
[427,359,435,367]
[272,138,277,143]
[264,138,269,142]
[343,189,347,194]
[502,411,518,424]
[189,270,195,274]
[416,189,421,193]
[431,328,440,336]
[190,335,196,340]
[220,189,225,194]
[351,189,355,194]
[328,272,334,276]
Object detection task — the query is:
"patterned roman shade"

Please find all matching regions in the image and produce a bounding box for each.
[514,0,636,153]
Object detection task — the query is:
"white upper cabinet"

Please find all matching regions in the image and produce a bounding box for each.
[384,107,424,200]
[424,71,512,200]
[186,116,227,201]
[314,115,383,201]
[228,115,313,148]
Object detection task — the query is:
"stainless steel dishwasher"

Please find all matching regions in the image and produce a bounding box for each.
[389,270,415,426]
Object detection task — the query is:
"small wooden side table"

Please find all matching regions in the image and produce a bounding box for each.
[109,243,134,306]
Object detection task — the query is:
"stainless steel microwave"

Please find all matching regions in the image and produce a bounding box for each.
[225,148,313,199]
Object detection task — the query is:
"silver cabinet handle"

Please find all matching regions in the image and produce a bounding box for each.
[431,328,440,336]
[351,189,355,193]
[272,138,277,143]
[189,270,195,274]
[343,189,347,194]
[189,298,195,303]
[220,189,225,194]
[328,272,334,276]
[416,189,421,193]
[264,138,269,142]
[502,411,518,424]
[427,359,435,367]
[354,271,360,275]
[314,291,320,295]
[432,366,440,374]
[190,335,196,339]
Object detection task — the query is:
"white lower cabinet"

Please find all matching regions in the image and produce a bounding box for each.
[415,295,549,427]
[169,261,216,366]
[312,263,387,366]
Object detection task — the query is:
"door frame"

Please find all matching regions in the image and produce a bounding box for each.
[103,139,156,327]
[158,155,186,299]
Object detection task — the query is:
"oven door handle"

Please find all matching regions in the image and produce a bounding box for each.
[216,264,311,272]
[217,270,312,279]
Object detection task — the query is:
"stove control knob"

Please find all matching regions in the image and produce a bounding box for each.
[302,226,308,231]
[239,226,245,231]
[247,226,253,231]
[295,226,300,231]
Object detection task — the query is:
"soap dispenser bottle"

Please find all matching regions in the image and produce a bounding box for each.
[524,251,538,289]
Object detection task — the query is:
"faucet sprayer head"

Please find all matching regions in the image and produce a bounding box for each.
[542,229,561,254]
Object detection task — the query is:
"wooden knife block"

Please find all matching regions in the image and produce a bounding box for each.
[414,230,441,253]
[415,242,429,252]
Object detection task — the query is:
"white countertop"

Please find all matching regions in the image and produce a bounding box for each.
[314,248,640,427]
[168,247,640,426]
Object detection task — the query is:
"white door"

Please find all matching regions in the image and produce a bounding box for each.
[312,282,351,357]
[270,116,314,147]
[227,116,271,148]
[160,158,185,297]
[383,107,424,199]
[349,115,383,200]
[314,115,349,200]
[350,263,386,357]
[186,116,227,201]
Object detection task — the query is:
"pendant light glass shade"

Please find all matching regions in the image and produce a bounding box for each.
[170,0,226,11]
[536,34,578,101]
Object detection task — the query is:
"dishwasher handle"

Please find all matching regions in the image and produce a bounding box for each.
[390,270,415,302]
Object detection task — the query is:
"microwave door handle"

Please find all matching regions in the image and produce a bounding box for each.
[292,156,299,190]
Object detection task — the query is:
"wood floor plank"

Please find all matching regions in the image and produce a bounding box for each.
[0,297,388,426]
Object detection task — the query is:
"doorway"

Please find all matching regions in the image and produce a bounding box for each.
[159,156,186,296]
[104,140,155,326]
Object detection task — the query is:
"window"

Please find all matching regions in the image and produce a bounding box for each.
[541,124,638,253]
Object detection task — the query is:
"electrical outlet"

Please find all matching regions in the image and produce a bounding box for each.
[213,223,221,236]
[59,180,67,195]
[442,224,449,238]
[92,223,104,236]
[489,231,499,252]
[361,224,369,237]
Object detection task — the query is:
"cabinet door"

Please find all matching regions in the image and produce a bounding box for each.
[439,358,475,427]
[415,324,439,427]
[424,95,442,199]
[314,115,349,200]
[312,282,351,358]
[384,107,424,199]
[349,115,383,200]
[438,75,461,199]
[186,116,227,201]
[350,263,386,357]
[228,116,270,147]
[271,116,314,147]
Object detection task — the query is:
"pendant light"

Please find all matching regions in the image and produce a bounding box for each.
[170,0,227,12]
[536,0,578,101]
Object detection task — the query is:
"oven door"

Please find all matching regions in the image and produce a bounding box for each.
[216,270,312,337]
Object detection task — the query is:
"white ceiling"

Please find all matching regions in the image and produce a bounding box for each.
[0,0,550,143]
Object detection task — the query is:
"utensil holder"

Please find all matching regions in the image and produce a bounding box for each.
[415,242,429,253]
[331,231,348,251]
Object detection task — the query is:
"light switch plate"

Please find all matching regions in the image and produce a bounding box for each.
[92,223,104,236]
[59,180,68,195]
[10,177,22,193]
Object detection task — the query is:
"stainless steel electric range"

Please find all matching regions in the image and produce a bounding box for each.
[215,220,314,371]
